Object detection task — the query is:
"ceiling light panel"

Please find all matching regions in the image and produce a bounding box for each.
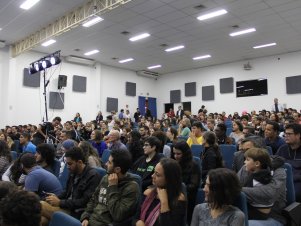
[82,16,103,27]
[84,50,100,56]
[253,43,277,49]
[165,45,185,52]
[193,55,211,60]
[147,65,161,69]
[119,58,134,63]
[129,33,150,42]
[197,9,228,21]
[229,28,256,37]
[20,0,40,10]
[41,39,56,47]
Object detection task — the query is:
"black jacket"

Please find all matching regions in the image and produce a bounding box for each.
[58,166,102,219]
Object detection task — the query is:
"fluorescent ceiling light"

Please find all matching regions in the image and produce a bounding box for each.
[165,45,185,52]
[119,58,134,63]
[0,28,2,31]
[229,28,256,37]
[41,39,56,47]
[197,9,228,21]
[20,0,40,10]
[82,16,103,27]
[253,42,277,49]
[147,65,161,70]
[193,54,211,60]
[84,50,100,56]
[129,33,150,42]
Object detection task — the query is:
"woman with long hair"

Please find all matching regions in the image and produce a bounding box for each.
[127,130,144,163]
[35,143,56,173]
[0,141,12,178]
[135,158,187,226]
[171,141,200,224]
[89,129,107,157]
[191,168,245,226]
[79,141,101,168]
[201,132,223,183]
[229,120,244,144]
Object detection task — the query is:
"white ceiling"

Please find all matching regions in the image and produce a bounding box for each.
[1,0,301,74]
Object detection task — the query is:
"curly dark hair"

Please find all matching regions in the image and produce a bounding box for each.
[36,143,55,167]
[0,191,41,226]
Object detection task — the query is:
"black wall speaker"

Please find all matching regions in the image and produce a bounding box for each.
[58,75,67,89]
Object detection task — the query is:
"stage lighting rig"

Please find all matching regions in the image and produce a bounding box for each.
[28,50,61,74]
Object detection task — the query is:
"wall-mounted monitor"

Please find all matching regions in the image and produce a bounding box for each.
[236,79,268,97]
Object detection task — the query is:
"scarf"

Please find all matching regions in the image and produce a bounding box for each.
[140,190,161,226]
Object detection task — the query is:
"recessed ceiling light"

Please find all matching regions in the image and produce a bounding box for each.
[193,55,211,60]
[253,42,277,49]
[165,45,185,52]
[41,39,56,47]
[197,9,227,21]
[82,16,103,27]
[229,28,256,37]
[129,33,150,42]
[119,58,134,63]
[20,0,40,10]
[84,50,100,56]
[147,65,161,69]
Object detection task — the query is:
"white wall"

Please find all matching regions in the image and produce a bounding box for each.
[1,49,301,128]
[156,51,301,116]
[0,50,157,128]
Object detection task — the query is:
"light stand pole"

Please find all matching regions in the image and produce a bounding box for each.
[43,70,49,122]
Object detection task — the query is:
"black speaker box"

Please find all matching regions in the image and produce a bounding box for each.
[58,75,67,89]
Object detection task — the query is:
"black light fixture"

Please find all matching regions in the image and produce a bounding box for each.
[28,50,61,74]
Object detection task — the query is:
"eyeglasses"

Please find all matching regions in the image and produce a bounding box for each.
[285,132,295,136]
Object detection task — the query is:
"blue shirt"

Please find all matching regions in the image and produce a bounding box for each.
[22,141,36,154]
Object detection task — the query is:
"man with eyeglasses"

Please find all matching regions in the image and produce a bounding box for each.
[276,123,301,202]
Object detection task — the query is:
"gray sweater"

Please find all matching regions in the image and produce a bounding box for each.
[190,203,245,226]
[237,163,287,225]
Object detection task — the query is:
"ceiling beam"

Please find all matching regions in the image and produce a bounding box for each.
[12,0,132,57]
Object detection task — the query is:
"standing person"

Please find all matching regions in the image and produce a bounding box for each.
[176,106,184,119]
[134,158,187,226]
[132,136,163,191]
[80,149,140,226]
[276,123,301,202]
[167,108,175,118]
[191,168,245,226]
[96,111,103,124]
[201,132,223,183]
[134,108,141,123]
[74,113,82,123]
[145,107,153,121]
[271,98,283,113]
[171,141,200,224]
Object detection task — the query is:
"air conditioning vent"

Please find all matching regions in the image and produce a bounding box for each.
[136,70,159,79]
[65,55,95,66]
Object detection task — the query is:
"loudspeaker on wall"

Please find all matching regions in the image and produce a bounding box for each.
[58,75,67,89]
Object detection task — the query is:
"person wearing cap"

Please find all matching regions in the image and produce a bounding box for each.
[20,153,62,198]
[186,121,204,147]
[19,132,36,154]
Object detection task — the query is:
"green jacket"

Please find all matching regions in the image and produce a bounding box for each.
[80,173,140,226]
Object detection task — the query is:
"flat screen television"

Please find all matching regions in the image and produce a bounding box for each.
[236,79,268,97]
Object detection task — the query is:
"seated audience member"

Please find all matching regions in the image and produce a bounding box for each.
[206,119,215,132]
[233,136,266,172]
[177,118,191,137]
[56,130,73,158]
[0,190,41,226]
[229,120,244,144]
[276,123,301,202]
[139,125,150,142]
[191,168,245,226]
[80,149,140,226]
[107,130,128,151]
[59,139,77,176]
[134,158,186,226]
[237,155,287,226]
[64,121,79,142]
[127,130,144,164]
[0,181,17,200]
[265,121,285,155]
[35,143,56,174]
[243,148,273,220]
[166,127,178,144]
[241,115,250,127]
[214,123,234,145]
[79,141,102,168]
[172,141,200,224]
[89,129,107,157]
[0,141,12,178]
[19,132,36,154]
[20,153,62,198]
[153,131,171,158]
[201,131,223,183]
[132,136,163,191]
[243,126,256,137]
[187,121,204,147]
[40,147,101,225]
